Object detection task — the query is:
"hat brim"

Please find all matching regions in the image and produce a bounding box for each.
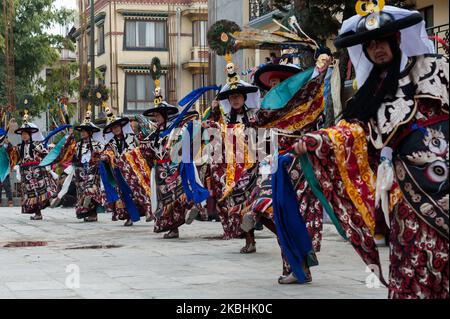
[15,127,39,135]
[254,64,301,91]
[143,105,179,117]
[217,86,259,101]
[103,118,130,134]
[74,124,101,133]
[334,13,423,49]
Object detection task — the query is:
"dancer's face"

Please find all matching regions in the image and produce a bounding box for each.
[80,130,90,139]
[112,124,122,136]
[228,93,245,111]
[365,38,394,66]
[154,112,166,127]
[21,131,30,142]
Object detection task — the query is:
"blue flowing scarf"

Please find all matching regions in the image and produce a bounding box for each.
[179,121,210,204]
[98,161,120,204]
[272,154,315,283]
[43,124,72,148]
[160,85,220,138]
[114,167,140,222]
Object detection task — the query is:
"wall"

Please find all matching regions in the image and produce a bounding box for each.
[416,0,449,27]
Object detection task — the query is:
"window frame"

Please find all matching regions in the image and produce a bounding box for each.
[97,23,105,56]
[192,20,208,47]
[124,72,167,114]
[419,5,434,29]
[123,19,168,51]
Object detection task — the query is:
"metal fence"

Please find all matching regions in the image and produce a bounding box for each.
[427,24,449,55]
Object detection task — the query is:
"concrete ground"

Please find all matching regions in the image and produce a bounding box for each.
[0,206,390,299]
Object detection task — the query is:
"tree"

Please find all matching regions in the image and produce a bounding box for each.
[0,0,75,119]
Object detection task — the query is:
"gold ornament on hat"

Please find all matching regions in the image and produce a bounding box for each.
[224,53,240,86]
[355,0,385,17]
[83,104,92,125]
[105,106,116,124]
[23,109,30,124]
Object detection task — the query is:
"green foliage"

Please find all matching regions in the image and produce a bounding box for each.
[0,0,76,117]
[81,84,110,107]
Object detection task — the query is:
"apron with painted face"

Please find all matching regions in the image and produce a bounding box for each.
[394,119,449,240]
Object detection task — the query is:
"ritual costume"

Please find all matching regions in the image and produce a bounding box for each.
[203,54,261,240]
[290,4,448,298]
[7,112,57,220]
[239,47,336,285]
[43,109,105,222]
[139,59,209,238]
[101,107,152,226]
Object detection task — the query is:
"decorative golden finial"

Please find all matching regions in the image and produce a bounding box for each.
[224,53,240,87]
[23,109,30,124]
[355,0,385,17]
[83,105,92,125]
[105,106,116,124]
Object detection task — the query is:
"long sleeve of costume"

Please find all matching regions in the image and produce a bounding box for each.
[51,133,77,165]
[300,120,386,284]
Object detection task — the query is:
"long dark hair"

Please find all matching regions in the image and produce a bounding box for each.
[342,35,402,123]
[153,110,169,148]
[20,132,34,159]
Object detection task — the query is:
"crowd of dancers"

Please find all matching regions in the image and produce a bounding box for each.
[0,3,448,299]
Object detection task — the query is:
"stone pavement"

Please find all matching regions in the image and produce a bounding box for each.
[0,207,390,299]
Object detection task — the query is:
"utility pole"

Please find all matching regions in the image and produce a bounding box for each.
[2,0,15,125]
[89,0,96,118]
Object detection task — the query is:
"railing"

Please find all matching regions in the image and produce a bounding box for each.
[427,23,449,55]
[249,0,274,21]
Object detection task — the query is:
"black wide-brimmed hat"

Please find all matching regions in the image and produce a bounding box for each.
[15,111,39,134]
[74,110,101,133]
[254,63,301,91]
[334,7,423,49]
[217,81,259,101]
[143,101,179,117]
[103,107,130,134]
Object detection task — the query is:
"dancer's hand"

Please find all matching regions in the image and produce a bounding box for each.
[293,139,307,156]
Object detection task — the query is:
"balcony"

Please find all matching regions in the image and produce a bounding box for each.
[182,46,209,72]
[427,24,449,55]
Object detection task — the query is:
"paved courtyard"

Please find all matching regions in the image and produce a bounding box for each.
[0,206,389,299]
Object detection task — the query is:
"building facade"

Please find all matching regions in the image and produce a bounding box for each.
[72,0,208,120]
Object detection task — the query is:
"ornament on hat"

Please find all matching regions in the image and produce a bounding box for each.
[83,104,93,125]
[104,105,116,125]
[356,0,386,30]
[23,109,30,125]
[224,53,240,88]
[150,57,164,106]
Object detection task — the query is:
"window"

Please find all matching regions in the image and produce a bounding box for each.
[125,73,166,112]
[419,6,434,29]
[193,20,207,47]
[98,24,105,55]
[86,30,91,61]
[125,20,166,50]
